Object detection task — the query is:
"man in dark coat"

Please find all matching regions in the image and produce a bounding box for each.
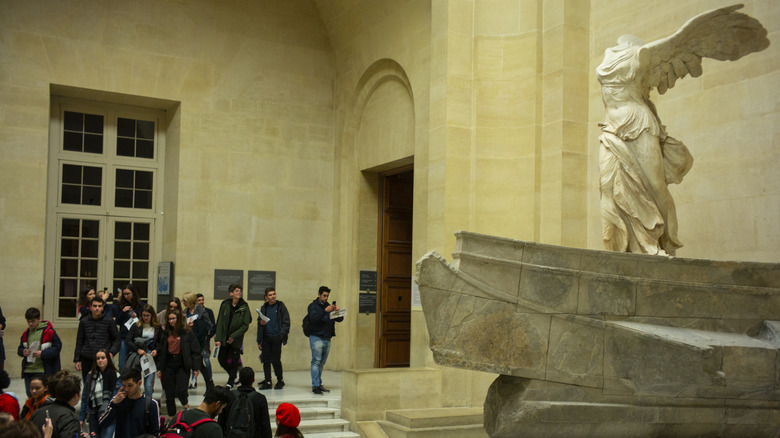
[307,286,343,394]
[256,287,290,390]
[217,367,272,438]
[73,297,121,380]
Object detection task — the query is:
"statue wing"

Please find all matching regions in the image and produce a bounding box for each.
[640,4,769,94]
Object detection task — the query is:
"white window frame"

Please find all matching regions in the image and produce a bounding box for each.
[44,96,166,326]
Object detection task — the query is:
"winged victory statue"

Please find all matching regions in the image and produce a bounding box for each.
[597,4,769,256]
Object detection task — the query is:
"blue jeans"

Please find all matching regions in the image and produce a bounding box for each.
[87,411,116,438]
[117,340,129,370]
[143,370,155,399]
[309,335,330,388]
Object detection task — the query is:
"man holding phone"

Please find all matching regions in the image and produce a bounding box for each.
[307,286,344,395]
[99,368,160,438]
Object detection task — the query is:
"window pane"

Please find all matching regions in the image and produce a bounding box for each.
[64,111,83,131]
[117,118,135,137]
[114,260,130,278]
[134,223,150,240]
[133,242,149,260]
[134,281,148,299]
[115,188,133,208]
[61,258,78,277]
[116,169,134,188]
[83,166,102,186]
[84,114,104,134]
[63,132,83,152]
[62,185,80,204]
[132,261,148,278]
[115,222,132,239]
[84,134,103,154]
[58,298,77,318]
[81,239,99,258]
[82,220,99,238]
[136,140,154,159]
[135,171,153,190]
[114,241,131,259]
[61,238,79,257]
[62,219,80,237]
[82,186,101,205]
[80,259,98,277]
[135,190,152,209]
[63,164,81,184]
[136,120,154,139]
[117,137,134,157]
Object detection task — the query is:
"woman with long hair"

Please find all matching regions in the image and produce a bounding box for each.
[158,297,182,331]
[275,403,304,438]
[77,288,95,320]
[79,349,119,438]
[116,284,146,369]
[20,374,49,420]
[126,304,161,399]
[155,309,200,416]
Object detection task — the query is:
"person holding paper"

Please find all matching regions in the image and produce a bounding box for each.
[256,287,290,390]
[74,297,121,381]
[80,349,120,438]
[125,304,161,398]
[182,291,214,391]
[116,285,146,370]
[215,284,251,389]
[307,286,343,395]
[18,307,62,397]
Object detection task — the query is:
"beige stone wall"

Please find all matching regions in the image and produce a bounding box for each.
[0,0,334,376]
[587,0,780,263]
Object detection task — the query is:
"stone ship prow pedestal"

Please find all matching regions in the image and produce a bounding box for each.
[416,231,780,437]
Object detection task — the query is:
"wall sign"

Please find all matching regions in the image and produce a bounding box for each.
[359,270,377,291]
[248,270,276,300]
[214,269,244,300]
[157,261,173,296]
[359,292,377,314]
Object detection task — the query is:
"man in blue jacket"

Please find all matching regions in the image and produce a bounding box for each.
[307,286,343,395]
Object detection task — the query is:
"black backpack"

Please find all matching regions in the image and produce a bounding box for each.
[302,314,311,337]
[226,390,254,438]
[160,410,216,438]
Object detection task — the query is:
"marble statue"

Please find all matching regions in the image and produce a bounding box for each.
[598,4,769,256]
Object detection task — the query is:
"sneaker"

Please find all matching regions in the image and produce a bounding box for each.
[187,384,195,390]
[313,386,323,395]
[226,383,233,390]
[317,385,330,393]
[274,380,285,390]
[258,381,272,390]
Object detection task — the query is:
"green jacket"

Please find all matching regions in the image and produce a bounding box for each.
[215,298,252,347]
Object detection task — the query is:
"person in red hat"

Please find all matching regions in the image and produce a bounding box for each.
[274,402,303,438]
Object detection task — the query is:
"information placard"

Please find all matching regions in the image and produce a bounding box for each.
[248,270,276,300]
[359,270,377,291]
[359,292,377,314]
[214,269,244,300]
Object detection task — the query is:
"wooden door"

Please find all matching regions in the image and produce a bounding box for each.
[376,167,413,367]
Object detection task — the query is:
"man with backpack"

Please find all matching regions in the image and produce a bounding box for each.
[218,367,272,438]
[164,386,230,438]
[99,368,160,438]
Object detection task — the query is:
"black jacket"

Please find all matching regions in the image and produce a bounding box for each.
[155,329,201,371]
[307,298,344,339]
[30,399,80,438]
[74,312,121,362]
[256,301,291,345]
[217,385,272,438]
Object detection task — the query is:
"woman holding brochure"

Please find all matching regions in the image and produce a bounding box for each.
[182,292,214,390]
[125,304,161,398]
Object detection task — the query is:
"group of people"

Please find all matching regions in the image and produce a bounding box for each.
[0,282,345,437]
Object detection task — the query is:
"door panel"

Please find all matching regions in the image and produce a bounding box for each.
[376,168,413,368]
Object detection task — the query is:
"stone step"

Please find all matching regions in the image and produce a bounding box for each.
[272,418,353,435]
[305,432,361,438]
[377,407,488,438]
[357,421,390,438]
[266,406,340,421]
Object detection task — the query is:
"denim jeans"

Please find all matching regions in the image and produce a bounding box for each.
[117,340,129,370]
[143,370,155,399]
[87,410,116,438]
[309,335,330,388]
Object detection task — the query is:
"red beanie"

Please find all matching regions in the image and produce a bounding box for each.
[276,402,301,428]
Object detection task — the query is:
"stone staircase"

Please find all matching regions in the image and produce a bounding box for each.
[357,407,488,438]
[267,396,359,438]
